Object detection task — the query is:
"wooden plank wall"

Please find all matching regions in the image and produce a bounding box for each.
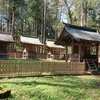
[0,61,86,77]
[8,52,23,58]
[7,52,65,60]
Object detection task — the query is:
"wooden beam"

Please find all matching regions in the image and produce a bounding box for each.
[55,29,67,45]
[69,42,97,46]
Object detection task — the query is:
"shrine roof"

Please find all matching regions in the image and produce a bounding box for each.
[0,32,14,43]
[46,40,65,49]
[20,35,44,46]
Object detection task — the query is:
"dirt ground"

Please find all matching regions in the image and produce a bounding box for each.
[76,75,100,79]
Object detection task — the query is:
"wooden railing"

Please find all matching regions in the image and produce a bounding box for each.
[0,61,86,77]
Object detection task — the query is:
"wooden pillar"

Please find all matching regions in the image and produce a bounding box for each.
[89,46,90,56]
[53,48,54,55]
[36,45,38,52]
[59,49,60,55]
[72,39,74,61]
[96,44,99,67]
[78,44,81,62]
[66,45,68,62]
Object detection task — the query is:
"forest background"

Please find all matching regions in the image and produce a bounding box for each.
[0,0,100,51]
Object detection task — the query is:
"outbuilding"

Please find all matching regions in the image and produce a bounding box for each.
[0,32,14,58]
[55,23,100,71]
[20,35,44,59]
[45,39,65,60]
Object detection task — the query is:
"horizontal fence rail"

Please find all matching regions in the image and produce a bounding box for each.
[0,61,86,77]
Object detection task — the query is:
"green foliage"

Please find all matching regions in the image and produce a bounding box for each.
[72,0,100,30]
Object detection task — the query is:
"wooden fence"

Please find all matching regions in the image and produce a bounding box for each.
[0,61,86,77]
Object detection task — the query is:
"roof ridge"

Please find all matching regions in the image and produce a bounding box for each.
[22,35,38,39]
[64,23,97,32]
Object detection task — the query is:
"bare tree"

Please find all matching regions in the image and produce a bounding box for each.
[63,0,74,24]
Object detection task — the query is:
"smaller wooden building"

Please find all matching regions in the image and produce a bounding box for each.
[20,35,44,59]
[0,32,14,58]
[45,40,65,60]
[55,23,100,71]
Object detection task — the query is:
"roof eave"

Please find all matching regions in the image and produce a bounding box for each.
[0,40,15,43]
[21,42,44,46]
[79,39,100,43]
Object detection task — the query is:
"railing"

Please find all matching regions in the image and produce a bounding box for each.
[0,61,86,77]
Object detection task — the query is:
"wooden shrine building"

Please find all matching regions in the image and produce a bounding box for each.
[0,32,14,58]
[45,40,65,60]
[55,23,100,71]
[20,35,44,59]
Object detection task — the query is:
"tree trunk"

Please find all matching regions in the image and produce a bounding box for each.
[81,2,87,26]
[43,0,46,44]
[21,7,23,34]
[24,19,26,35]
[6,0,10,32]
[11,12,14,35]
[31,19,34,34]
[81,2,84,26]
[2,12,5,32]
[55,0,58,40]
[84,2,87,26]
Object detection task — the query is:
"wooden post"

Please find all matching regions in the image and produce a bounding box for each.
[72,39,74,61]
[53,48,54,55]
[39,61,42,74]
[96,44,99,67]
[14,52,16,58]
[36,45,38,52]
[78,45,81,62]
[66,45,68,62]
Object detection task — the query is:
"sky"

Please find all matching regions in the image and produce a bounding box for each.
[61,14,68,23]
[57,11,68,23]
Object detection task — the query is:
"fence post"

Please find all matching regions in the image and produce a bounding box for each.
[39,61,42,75]
[17,60,20,76]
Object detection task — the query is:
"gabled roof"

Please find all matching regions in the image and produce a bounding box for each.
[0,32,14,43]
[55,23,100,45]
[46,40,65,49]
[64,24,100,42]
[20,35,44,46]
